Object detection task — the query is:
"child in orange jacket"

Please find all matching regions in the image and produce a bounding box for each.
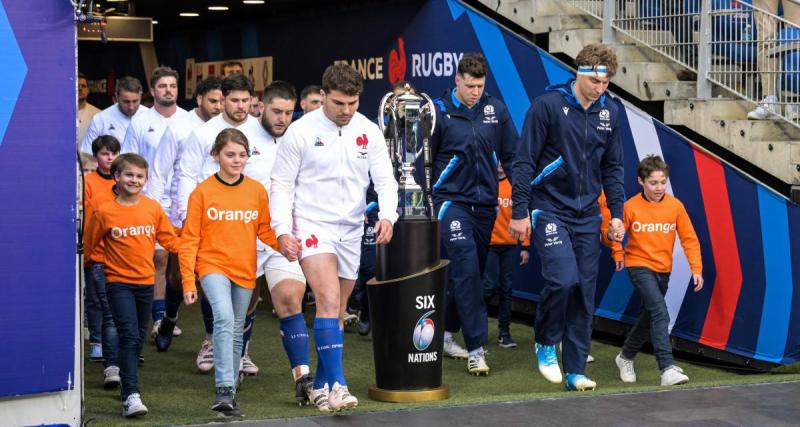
[83,135,121,384]
[179,128,279,417]
[84,153,180,418]
[612,155,703,387]
[482,163,529,348]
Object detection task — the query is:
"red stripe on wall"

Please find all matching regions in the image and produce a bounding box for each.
[695,150,743,349]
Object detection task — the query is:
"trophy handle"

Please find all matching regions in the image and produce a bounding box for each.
[378,92,394,133]
[420,92,436,135]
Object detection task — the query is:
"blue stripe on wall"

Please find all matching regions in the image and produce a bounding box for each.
[537,49,574,86]
[241,25,258,58]
[464,9,530,133]
[784,202,800,363]
[754,187,793,363]
[596,270,634,321]
[724,167,765,358]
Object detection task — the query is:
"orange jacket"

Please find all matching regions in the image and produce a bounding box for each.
[619,193,703,273]
[491,178,530,247]
[180,175,279,293]
[83,172,116,264]
[84,196,180,285]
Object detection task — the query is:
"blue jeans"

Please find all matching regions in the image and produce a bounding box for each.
[106,282,153,399]
[621,267,675,370]
[482,245,520,336]
[90,264,119,367]
[84,266,102,344]
[438,202,496,351]
[201,273,253,388]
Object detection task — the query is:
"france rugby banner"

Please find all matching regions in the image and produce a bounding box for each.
[362,0,800,366]
[0,0,77,399]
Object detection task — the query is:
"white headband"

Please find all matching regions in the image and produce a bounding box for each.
[577,65,609,78]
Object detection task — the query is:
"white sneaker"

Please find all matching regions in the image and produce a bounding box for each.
[103,365,120,389]
[468,351,490,376]
[240,352,259,375]
[661,365,689,386]
[443,336,469,359]
[122,393,148,417]
[196,339,214,373]
[328,382,358,411]
[309,387,331,412]
[173,324,182,336]
[615,353,637,383]
[150,319,161,342]
[535,343,563,384]
[586,354,595,363]
[747,95,780,120]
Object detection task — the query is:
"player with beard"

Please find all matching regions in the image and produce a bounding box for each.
[147,76,224,351]
[178,73,266,376]
[121,66,189,339]
[270,64,398,412]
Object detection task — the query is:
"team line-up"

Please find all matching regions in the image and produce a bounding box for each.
[77,43,703,419]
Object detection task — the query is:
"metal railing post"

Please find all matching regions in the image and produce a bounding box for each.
[696,0,712,99]
[602,0,616,43]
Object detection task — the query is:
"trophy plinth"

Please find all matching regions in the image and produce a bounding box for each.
[368,86,448,403]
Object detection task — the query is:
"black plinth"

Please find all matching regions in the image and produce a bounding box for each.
[367,219,449,402]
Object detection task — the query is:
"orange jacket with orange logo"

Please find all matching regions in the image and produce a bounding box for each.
[84,196,180,285]
[83,171,116,264]
[179,175,279,293]
[618,192,702,273]
[492,178,530,247]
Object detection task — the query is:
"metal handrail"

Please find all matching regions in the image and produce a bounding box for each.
[565,0,800,128]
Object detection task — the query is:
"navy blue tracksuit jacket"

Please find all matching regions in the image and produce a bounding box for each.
[511,80,624,374]
[431,88,517,351]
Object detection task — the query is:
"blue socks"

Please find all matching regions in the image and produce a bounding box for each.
[151,299,165,322]
[314,317,345,388]
[241,311,256,357]
[280,313,310,370]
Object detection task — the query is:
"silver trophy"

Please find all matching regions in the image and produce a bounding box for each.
[378,84,437,220]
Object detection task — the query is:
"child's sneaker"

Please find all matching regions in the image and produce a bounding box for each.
[535,343,562,383]
[586,354,595,363]
[89,343,104,362]
[196,340,214,373]
[328,382,358,411]
[211,386,235,413]
[240,351,259,375]
[660,365,689,386]
[103,365,120,389]
[309,387,331,412]
[122,393,148,417]
[615,353,637,383]
[565,373,596,391]
[498,335,517,348]
[443,336,469,359]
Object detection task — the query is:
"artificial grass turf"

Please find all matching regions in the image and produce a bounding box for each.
[83,302,800,426]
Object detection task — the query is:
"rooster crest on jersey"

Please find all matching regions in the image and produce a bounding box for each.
[305,234,319,248]
[356,133,368,158]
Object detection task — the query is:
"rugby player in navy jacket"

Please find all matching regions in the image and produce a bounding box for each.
[509,44,626,391]
[431,53,517,376]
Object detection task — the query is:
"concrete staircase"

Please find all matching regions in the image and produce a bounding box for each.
[475,0,800,196]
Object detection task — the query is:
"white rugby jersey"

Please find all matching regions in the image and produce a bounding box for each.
[177,114,264,221]
[147,108,206,226]
[80,103,149,154]
[270,108,398,239]
[122,106,188,169]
